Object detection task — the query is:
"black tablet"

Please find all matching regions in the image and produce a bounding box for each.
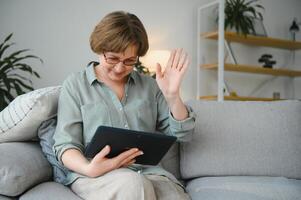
[84,126,177,165]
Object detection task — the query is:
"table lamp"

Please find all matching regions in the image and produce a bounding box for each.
[140,50,170,73]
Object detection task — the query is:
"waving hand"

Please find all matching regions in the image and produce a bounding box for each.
[155,48,189,100]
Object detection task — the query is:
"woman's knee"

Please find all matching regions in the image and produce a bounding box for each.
[115,170,156,200]
[115,169,144,190]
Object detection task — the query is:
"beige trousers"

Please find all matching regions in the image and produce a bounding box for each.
[70,168,190,200]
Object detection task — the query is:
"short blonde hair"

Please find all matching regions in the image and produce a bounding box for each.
[90,11,149,56]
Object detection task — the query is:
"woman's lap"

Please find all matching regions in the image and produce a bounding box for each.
[70,168,190,200]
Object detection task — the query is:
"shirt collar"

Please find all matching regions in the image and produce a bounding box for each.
[85,64,138,86]
[86,63,98,85]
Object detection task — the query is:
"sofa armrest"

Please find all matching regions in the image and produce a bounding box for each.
[0,142,52,197]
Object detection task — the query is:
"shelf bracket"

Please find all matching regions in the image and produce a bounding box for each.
[225,41,238,64]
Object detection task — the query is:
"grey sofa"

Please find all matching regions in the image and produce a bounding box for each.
[1,99,301,200]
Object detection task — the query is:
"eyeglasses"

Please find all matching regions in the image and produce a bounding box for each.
[103,53,138,66]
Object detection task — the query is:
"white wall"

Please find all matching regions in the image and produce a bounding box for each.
[0,0,300,100]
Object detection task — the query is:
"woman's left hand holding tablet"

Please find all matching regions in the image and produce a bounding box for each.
[84,145,143,178]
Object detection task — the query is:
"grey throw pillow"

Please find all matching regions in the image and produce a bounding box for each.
[0,142,52,196]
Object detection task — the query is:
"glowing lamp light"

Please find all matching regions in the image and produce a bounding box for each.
[140,50,170,72]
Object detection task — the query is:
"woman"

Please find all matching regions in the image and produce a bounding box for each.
[53,11,195,200]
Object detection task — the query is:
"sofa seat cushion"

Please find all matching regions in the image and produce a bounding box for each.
[182,100,301,179]
[186,176,301,200]
[19,182,81,200]
[0,142,52,196]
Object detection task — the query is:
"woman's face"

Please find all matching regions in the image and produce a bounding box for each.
[99,45,138,83]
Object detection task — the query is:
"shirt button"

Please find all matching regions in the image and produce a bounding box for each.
[119,107,123,111]
[124,124,128,128]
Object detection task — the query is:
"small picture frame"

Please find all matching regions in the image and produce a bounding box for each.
[250,17,268,37]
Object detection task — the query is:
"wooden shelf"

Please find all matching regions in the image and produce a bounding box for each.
[199,95,280,101]
[202,63,301,77]
[202,31,301,50]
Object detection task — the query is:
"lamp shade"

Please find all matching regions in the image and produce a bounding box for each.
[140,50,170,72]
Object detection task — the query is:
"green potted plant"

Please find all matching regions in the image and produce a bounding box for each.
[0,33,42,111]
[224,0,264,36]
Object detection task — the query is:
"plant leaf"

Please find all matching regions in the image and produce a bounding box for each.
[12,78,34,91]
[0,61,14,74]
[0,33,42,106]
[0,33,13,52]
[1,74,11,93]
[13,83,24,96]
[0,89,9,111]
[224,0,264,36]
[33,71,40,78]
[0,87,15,101]
[11,55,41,64]
[7,73,33,84]
[3,49,30,61]
[0,44,13,59]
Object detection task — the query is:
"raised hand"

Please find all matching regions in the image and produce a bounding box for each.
[155,48,190,101]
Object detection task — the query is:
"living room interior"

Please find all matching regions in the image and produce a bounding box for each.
[0,0,301,200]
[0,0,299,101]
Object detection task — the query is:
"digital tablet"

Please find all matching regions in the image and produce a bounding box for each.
[84,126,177,165]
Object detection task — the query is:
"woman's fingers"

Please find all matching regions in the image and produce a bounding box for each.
[181,57,190,73]
[113,148,142,167]
[119,150,143,167]
[165,48,189,71]
[178,52,188,71]
[166,49,176,69]
[172,48,183,69]
[93,145,111,161]
[156,63,163,79]
[122,159,136,167]
[116,148,139,160]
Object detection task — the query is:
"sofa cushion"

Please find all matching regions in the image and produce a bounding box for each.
[0,142,52,196]
[0,86,61,142]
[0,195,16,200]
[181,100,301,179]
[19,182,81,200]
[186,176,301,200]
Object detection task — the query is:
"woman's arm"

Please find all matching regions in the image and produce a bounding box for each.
[154,48,195,141]
[155,48,190,121]
[62,146,143,178]
[165,95,188,121]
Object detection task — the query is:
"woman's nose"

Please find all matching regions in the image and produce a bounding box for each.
[114,62,125,72]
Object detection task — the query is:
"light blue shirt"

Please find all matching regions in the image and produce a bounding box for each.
[53,64,196,185]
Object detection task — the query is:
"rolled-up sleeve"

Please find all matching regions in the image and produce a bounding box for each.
[155,90,196,142]
[53,77,84,164]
